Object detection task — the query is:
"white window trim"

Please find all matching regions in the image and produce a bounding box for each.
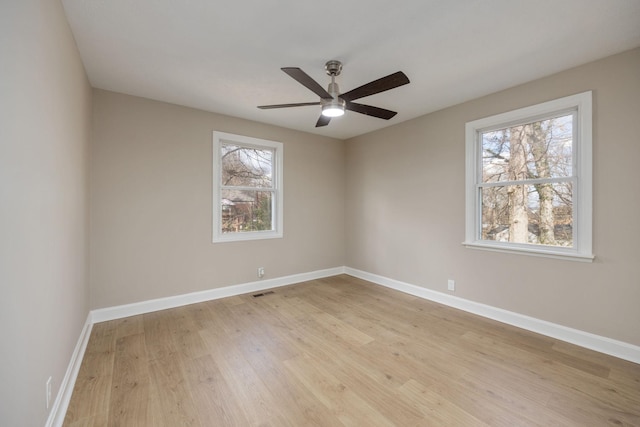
[212,131,283,243]
[463,91,594,262]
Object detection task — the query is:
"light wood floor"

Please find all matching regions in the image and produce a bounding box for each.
[64,275,640,426]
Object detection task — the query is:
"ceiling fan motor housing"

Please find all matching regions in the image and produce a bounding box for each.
[321,96,345,109]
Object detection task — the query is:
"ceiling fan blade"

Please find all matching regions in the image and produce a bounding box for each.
[340,71,410,102]
[316,115,331,127]
[345,102,397,120]
[258,102,321,109]
[282,67,334,100]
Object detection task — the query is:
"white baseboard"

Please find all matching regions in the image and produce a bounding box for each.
[45,314,93,427]
[91,266,346,323]
[344,267,640,364]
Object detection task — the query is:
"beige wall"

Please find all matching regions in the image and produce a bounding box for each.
[346,48,640,346]
[0,1,92,425]
[90,90,345,308]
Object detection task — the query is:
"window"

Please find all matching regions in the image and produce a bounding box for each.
[213,131,283,242]
[464,91,593,261]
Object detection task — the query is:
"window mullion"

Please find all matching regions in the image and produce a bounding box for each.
[221,185,275,192]
[479,176,573,188]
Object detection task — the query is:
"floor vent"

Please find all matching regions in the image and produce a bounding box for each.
[253,291,275,298]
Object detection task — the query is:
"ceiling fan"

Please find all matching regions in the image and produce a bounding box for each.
[258,60,410,127]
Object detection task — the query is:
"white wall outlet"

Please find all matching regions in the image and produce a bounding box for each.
[257,267,265,278]
[447,279,455,291]
[46,376,52,409]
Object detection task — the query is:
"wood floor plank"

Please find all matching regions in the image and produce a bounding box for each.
[64,324,116,424]
[112,315,144,340]
[228,327,345,427]
[458,371,576,426]
[211,295,337,425]
[108,333,150,426]
[283,353,397,427]
[286,296,375,347]
[198,326,294,426]
[147,352,201,427]
[547,389,640,426]
[459,329,640,409]
[65,413,108,427]
[266,297,427,425]
[63,374,112,423]
[64,274,640,426]
[398,378,491,427]
[182,354,251,427]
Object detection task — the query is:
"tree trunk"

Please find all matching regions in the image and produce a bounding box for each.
[508,126,529,243]
[528,122,556,245]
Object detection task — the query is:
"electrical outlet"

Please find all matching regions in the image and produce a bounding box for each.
[46,377,52,409]
[447,279,455,291]
[257,267,265,278]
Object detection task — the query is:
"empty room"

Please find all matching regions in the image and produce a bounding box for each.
[2,1,640,426]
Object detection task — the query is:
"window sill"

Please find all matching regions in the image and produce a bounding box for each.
[462,241,594,262]
[213,230,283,244]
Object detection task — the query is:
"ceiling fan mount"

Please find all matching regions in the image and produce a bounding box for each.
[258,60,410,127]
[324,60,343,77]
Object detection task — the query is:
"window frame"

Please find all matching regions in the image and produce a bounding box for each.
[212,131,283,243]
[463,91,593,262]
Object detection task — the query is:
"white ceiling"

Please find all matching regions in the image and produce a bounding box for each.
[61,0,640,140]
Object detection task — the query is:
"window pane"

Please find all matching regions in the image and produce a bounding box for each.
[481,182,573,247]
[221,144,273,188]
[482,114,573,183]
[221,189,273,233]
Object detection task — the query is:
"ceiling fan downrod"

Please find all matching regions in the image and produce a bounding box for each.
[321,60,345,117]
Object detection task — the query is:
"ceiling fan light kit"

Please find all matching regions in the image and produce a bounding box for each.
[321,99,345,117]
[258,60,410,127]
